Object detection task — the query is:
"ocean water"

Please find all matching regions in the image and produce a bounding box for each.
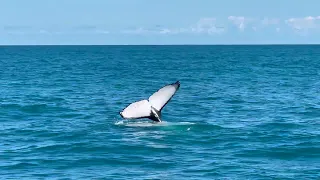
[1,45,320,179]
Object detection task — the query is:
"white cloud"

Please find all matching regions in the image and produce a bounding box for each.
[2,25,110,35]
[159,28,171,34]
[246,17,280,32]
[190,18,225,34]
[121,18,225,35]
[11,16,320,37]
[121,26,180,34]
[228,16,253,31]
[285,16,320,31]
[2,26,32,35]
[261,18,280,25]
[72,25,110,34]
[158,28,188,34]
[226,16,319,33]
[121,27,155,34]
[121,26,185,35]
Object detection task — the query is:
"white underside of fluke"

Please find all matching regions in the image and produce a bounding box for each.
[120,81,180,122]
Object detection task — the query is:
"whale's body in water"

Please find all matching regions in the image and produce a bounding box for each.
[119,81,180,122]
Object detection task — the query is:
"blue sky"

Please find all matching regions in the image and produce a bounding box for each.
[1,0,320,45]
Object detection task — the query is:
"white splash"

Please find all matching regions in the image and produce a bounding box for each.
[114,120,195,127]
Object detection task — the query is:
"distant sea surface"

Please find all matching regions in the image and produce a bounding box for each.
[1,45,320,179]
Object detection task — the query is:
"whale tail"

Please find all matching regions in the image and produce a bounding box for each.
[119,81,180,122]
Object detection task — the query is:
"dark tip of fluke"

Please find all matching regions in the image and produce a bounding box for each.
[174,80,180,88]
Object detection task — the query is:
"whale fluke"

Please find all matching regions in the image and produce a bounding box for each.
[120,81,180,122]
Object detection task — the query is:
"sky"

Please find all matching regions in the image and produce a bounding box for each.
[1,0,320,45]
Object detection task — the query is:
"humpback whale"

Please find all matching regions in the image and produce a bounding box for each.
[119,81,180,122]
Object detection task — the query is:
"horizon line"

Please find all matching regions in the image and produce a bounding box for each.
[1,43,320,46]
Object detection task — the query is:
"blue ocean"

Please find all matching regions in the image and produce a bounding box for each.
[1,45,319,179]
